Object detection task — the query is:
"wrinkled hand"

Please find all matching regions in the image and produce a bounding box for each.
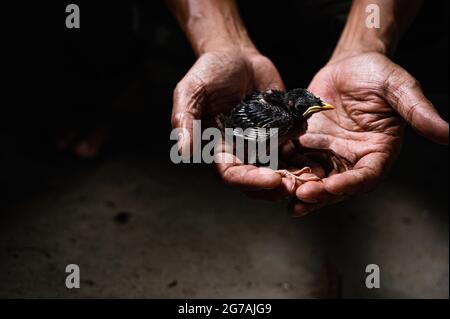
[287,52,449,216]
[172,48,287,189]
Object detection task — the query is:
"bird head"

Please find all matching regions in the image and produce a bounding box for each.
[284,88,334,119]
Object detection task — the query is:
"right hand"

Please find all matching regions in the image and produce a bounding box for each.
[172,48,288,190]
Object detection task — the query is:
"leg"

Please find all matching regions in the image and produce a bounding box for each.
[291,140,352,173]
[303,147,352,172]
[275,167,321,185]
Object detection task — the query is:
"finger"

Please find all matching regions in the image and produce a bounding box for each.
[171,71,207,156]
[385,67,449,145]
[288,198,326,218]
[215,152,282,190]
[296,152,387,204]
[244,177,296,201]
[295,181,328,204]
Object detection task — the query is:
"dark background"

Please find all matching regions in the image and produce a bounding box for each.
[2,1,449,151]
[3,0,449,151]
[0,1,448,298]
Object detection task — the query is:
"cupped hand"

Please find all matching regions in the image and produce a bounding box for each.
[289,52,449,216]
[172,48,287,190]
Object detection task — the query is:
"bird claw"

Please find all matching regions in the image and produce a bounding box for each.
[298,146,352,173]
[275,167,321,185]
[328,150,352,172]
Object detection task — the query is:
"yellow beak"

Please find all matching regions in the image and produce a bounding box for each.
[302,102,334,117]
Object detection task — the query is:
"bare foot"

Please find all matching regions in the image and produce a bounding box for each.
[56,126,111,159]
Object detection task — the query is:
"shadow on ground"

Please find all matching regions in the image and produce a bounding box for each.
[0,95,448,298]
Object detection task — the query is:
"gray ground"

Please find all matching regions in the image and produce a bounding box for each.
[0,127,448,298]
[1,0,448,300]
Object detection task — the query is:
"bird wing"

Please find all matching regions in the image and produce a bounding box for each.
[224,101,293,142]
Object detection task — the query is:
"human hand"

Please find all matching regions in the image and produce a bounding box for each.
[172,47,288,190]
[288,52,449,216]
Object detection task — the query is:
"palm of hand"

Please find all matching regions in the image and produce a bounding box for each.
[173,49,284,124]
[302,54,404,188]
[282,53,412,214]
[173,49,289,190]
[174,50,447,211]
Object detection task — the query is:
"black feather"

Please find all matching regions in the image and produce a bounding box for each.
[221,88,326,143]
[224,90,293,142]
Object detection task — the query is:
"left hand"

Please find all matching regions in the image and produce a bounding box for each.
[247,52,449,213]
[288,52,449,216]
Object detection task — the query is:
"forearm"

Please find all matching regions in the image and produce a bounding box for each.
[332,0,423,59]
[166,0,255,56]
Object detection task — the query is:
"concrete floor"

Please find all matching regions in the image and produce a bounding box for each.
[1,0,448,299]
[0,130,448,298]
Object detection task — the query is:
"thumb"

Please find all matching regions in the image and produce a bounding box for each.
[171,72,207,156]
[385,67,449,145]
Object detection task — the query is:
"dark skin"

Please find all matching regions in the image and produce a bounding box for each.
[169,0,449,215]
[173,48,286,189]
[291,52,449,215]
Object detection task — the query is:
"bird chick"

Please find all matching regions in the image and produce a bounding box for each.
[218,88,336,184]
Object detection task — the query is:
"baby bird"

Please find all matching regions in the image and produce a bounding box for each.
[218,88,336,183]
